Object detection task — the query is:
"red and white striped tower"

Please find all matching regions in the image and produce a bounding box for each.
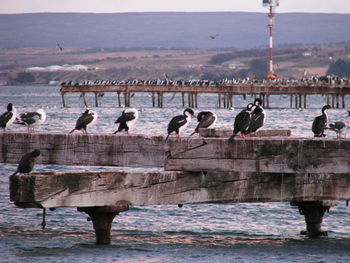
[263,0,279,79]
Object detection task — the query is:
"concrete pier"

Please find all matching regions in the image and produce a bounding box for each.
[4,131,350,244]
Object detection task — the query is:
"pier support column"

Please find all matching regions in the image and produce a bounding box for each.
[117,92,121,107]
[61,93,66,107]
[291,201,335,238]
[94,92,99,107]
[78,203,129,245]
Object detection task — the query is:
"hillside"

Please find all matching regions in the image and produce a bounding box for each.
[1,12,350,49]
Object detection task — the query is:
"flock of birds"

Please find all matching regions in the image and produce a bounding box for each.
[62,74,350,88]
[1,100,349,176]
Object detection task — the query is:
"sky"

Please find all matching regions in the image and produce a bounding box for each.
[1,0,350,14]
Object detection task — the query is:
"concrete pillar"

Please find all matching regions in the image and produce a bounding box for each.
[78,203,129,245]
[94,92,98,107]
[82,92,88,107]
[291,201,333,237]
[117,92,121,107]
[61,93,66,107]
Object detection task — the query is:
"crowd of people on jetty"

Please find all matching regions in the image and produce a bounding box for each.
[61,74,350,88]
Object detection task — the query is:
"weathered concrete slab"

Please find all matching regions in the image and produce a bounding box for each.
[198,128,291,138]
[0,132,165,168]
[165,137,350,174]
[9,170,350,209]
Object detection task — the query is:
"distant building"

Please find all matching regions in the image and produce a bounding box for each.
[221,60,247,69]
[302,51,312,57]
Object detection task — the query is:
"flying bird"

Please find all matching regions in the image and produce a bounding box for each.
[70,109,98,134]
[166,108,195,141]
[114,108,139,135]
[0,103,17,132]
[209,34,219,39]
[12,149,41,176]
[56,43,63,51]
[14,109,46,133]
[190,111,217,136]
[312,105,331,137]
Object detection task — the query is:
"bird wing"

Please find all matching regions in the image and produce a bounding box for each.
[233,111,251,134]
[197,114,216,129]
[168,115,187,133]
[329,121,346,131]
[75,113,94,129]
[248,112,265,133]
[16,112,41,125]
[17,152,36,174]
[312,115,326,134]
[115,112,135,124]
[123,112,136,122]
[0,111,14,127]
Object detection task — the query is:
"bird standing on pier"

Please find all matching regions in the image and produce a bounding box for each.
[70,109,98,134]
[0,103,17,132]
[325,110,350,138]
[247,98,266,136]
[114,108,139,135]
[190,111,217,136]
[166,108,195,141]
[312,105,331,137]
[14,108,46,133]
[327,121,347,138]
[229,103,254,141]
[11,149,41,176]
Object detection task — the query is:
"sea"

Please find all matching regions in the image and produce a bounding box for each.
[1,85,350,263]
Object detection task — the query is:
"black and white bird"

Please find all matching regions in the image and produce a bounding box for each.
[312,105,331,137]
[11,149,41,176]
[327,121,347,138]
[190,111,217,136]
[70,109,98,134]
[114,108,139,134]
[326,110,350,138]
[0,103,17,132]
[14,108,46,133]
[247,98,266,136]
[229,103,254,141]
[166,108,195,141]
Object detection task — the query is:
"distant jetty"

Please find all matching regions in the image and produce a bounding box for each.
[60,77,350,108]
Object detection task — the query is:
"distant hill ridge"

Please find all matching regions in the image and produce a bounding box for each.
[1,12,349,49]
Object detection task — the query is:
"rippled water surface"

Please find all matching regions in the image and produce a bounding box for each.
[1,85,350,263]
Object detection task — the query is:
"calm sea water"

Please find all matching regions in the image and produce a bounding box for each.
[1,85,350,263]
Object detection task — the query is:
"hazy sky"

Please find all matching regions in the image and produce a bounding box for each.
[1,0,350,14]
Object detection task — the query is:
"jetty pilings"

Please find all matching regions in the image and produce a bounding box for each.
[60,83,350,108]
